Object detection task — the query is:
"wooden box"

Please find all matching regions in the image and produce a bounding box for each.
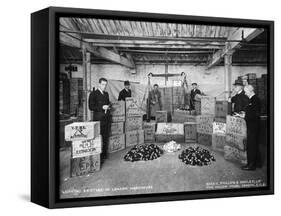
[201,96,216,115]
[71,154,101,177]
[197,133,212,146]
[108,134,125,153]
[72,135,102,158]
[196,115,214,135]
[212,133,226,152]
[194,101,201,115]
[226,115,247,137]
[110,122,124,136]
[173,110,196,123]
[125,116,143,132]
[125,97,142,117]
[143,121,156,143]
[110,101,125,122]
[126,130,144,147]
[213,121,226,134]
[224,145,247,165]
[65,121,100,141]
[184,122,197,142]
[156,110,168,123]
[155,123,184,143]
[215,101,229,118]
[226,134,247,151]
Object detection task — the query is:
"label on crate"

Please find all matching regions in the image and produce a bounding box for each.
[108,134,125,153]
[111,101,125,122]
[71,154,101,177]
[125,116,143,132]
[143,122,156,142]
[72,136,102,158]
[156,123,184,135]
[224,145,247,165]
[126,97,142,117]
[65,121,100,141]
[196,115,214,135]
[226,115,247,137]
[213,122,226,134]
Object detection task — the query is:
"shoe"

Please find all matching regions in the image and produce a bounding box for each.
[241,166,256,171]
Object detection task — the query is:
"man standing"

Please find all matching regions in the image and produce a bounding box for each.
[148,84,162,119]
[241,85,261,171]
[229,80,249,114]
[118,80,131,101]
[88,78,111,161]
[189,83,201,110]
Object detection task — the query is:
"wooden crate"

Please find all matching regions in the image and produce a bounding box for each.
[126,130,144,147]
[125,97,142,117]
[108,134,125,153]
[173,110,196,123]
[224,145,247,165]
[196,115,214,135]
[155,123,184,143]
[125,116,143,132]
[65,121,100,141]
[226,134,247,151]
[215,101,229,118]
[110,122,124,136]
[201,96,216,115]
[156,110,168,123]
[226,115,247,137]
[184,122,197,142]
[213,121,226,134]
[72,136,102,158]
[143,121,156,143]
[194,101,201,115]
[71,154,101,177]
[197,133,212,146]
[111,100,125,122]
[212,133,226,152]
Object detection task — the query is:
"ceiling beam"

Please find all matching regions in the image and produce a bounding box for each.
[207,28,264,69]
[60,32,135,69]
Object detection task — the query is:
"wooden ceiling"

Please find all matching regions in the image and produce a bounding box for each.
[59,17,267,66]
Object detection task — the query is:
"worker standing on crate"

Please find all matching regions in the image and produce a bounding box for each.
[88,78,111,162]
[189,83,201,111]
[148,84,162,120]
[229,80,249,115]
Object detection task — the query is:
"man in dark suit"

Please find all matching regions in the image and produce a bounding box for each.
[189,83,201,110]
[88,78,111,161]
[241,85,261,171]
[229,80,249,114]
[118,80,131,101]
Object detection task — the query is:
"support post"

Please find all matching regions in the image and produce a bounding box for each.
[224,53,232,100]
[86,52,91,121]
[82,44,90,121]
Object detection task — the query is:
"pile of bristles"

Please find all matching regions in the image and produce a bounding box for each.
[178,146,215,166]
[124,144,163,162]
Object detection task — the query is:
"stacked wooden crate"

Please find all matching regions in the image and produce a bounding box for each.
[172,109,196,123]
[143,121,157,143]
[65,121,102,177]
[125,97,144,147]
[196,115,214,146]
[108,101,126,153]
[224,115,247,165]
[155,123,184,143]
[155,110,168,123]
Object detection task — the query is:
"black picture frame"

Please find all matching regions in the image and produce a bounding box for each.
[31,6,274,208]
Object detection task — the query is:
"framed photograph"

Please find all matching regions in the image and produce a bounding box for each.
[31,7,274,208]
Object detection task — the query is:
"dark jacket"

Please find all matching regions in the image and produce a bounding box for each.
[190,89,201,101]
[88,89,110,121]
[245,94,261,124]
[118,88,131,101]
[231,90,249,113]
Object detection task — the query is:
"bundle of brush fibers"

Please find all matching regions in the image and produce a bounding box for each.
[179,146,215,166]
[124,144,163,162]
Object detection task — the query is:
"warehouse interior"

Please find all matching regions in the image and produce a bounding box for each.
[59,17,268,198]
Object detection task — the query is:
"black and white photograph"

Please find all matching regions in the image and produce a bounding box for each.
[58,15,270,199]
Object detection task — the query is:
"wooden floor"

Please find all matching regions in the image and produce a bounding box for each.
[60,143,267,199]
